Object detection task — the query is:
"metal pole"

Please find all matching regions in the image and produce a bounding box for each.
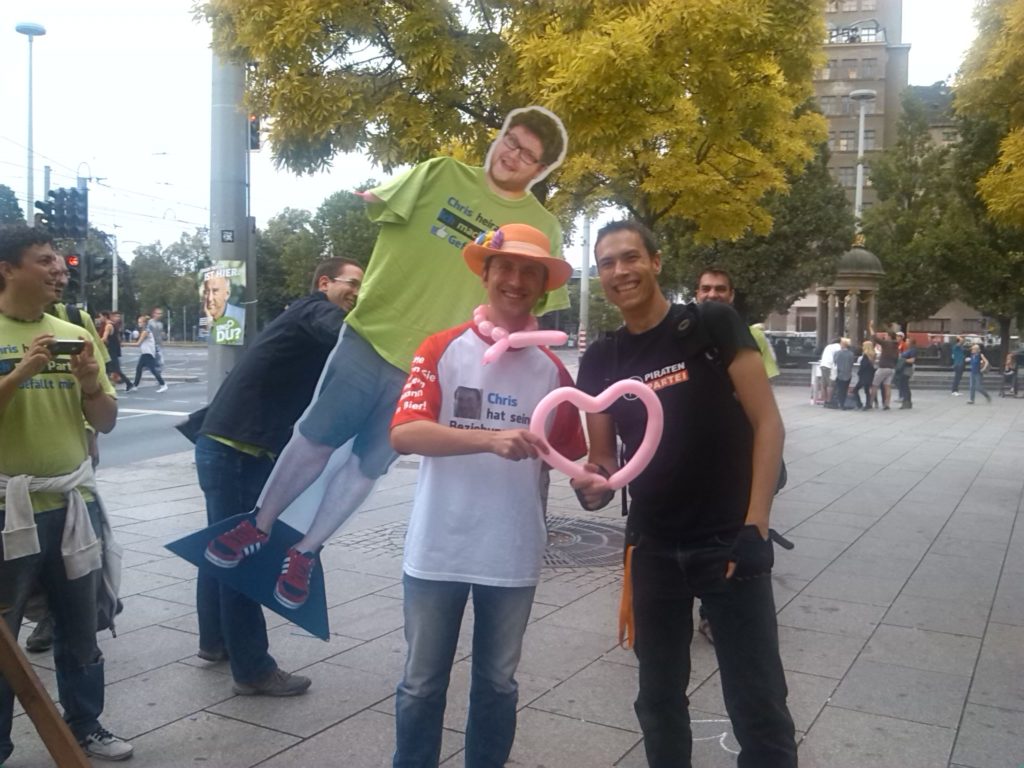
[77,175,88,309]
[207,53,250,400]
[850,89,876,227]
[16,24,47,220]
[112,245,119,312]
[579,214,591,359]
[26,35,34,221]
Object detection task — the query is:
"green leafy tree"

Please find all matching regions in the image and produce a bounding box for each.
[201,0,826,239]
[0,184,24,225]
[861,93,957,329]
[669,146,855,322]
[129,237,204,337]
[261,208,322,297]
[312,181,381,266]
[254,228,292,327]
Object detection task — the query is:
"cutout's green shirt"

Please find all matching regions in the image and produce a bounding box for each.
[345,158,568,372]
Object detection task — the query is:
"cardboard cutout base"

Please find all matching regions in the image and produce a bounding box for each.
[166,513,329,640]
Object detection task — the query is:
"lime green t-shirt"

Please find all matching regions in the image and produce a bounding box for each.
[0,314,117,512]
[345,157,569,373]
[750,325,780,379]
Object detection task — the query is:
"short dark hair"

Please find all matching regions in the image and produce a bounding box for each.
[507,108,565,167]
[312,257,362,291]
[594,220,659,257]
[0,224,54,291]
[697,267,734,292]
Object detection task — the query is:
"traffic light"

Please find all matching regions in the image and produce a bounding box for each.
[65,254,81,301]
[50,189,68,238]
[89,250,111,282]
[67,188,88,239]
[249,114,261,151]
[34,199,54,230]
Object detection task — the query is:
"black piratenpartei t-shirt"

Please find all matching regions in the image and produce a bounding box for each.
[577,301,758,543]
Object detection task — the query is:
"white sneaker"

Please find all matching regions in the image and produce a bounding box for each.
[156,385,168,393]
[80,726,134,761]
[952,391,961,396]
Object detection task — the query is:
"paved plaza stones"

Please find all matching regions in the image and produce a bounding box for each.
[7,386,1024,767]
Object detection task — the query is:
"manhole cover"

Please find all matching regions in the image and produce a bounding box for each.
[339,516,624,569]
[543,515,625,568]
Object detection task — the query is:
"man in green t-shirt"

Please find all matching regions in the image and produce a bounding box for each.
[206,107,570,611]
[0,224,133,762]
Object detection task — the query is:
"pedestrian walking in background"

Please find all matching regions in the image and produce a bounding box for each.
[127,314,167,392]
[968,343,991,404]
[950,335,966,396]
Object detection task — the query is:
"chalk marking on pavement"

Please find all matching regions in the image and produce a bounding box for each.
[118,408,191,417]
[692,718,739,755]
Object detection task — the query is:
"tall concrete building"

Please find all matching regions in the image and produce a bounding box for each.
[816,0,910,212]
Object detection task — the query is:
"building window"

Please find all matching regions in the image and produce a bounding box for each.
[842,58,859,78]
[942,129,959,143]
[827,131,837,150]
[838,167,856,187]
[864,129,876,150]
[820,96,839,115]
[825,0,839,11]
[861,58,877,78]
[838,130,856,151]
[861,200,873,212]
[841,0,858,10]
[821,59,838,79]
[862,164,872,186]
[860,0,877,9]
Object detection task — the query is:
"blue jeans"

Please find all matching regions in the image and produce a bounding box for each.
[951,362,965,393]
[631,534,797,768]
[194,435,277,684]
[394,575,535,768]
[0,504,106,760]
[969,370,990,402]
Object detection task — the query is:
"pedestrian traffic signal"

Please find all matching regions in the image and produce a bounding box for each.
[67,188,88,239]
[249,114,261,151]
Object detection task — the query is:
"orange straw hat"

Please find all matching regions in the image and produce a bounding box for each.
[462,223,573,292]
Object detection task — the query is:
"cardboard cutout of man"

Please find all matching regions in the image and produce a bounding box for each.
[176,107,569,636]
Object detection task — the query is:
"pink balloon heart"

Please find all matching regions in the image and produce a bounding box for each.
[530,380,663,490]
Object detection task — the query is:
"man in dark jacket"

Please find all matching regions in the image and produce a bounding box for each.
[193,257,362,696]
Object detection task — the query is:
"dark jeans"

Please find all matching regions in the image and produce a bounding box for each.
[951,363,965,393]
[194,435,277,684]
[835,378,851,408]
[0,504,105,760]
[897,370,913,406]
[133,353,165,387]
[631,534,796,768]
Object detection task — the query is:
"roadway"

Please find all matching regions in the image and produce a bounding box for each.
[99,344,588,468]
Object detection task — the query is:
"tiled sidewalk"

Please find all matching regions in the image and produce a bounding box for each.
[7,387,1024,767]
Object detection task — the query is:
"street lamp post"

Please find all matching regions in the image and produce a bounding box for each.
[850,88,877,225]
[15,22,46,223]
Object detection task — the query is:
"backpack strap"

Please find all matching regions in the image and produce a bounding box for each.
[65,304,84,328]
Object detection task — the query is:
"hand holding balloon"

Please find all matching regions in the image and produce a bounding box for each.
[530,380,663,490]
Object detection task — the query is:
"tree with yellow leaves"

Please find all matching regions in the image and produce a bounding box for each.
[956,0,1024,226]
[199,0,826,241]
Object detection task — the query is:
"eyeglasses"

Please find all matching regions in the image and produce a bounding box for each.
[329,277,361,289]
[501,133,542,166]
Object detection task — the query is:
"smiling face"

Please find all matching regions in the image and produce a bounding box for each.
[0,243,63,309]
[203,275,230,319]
[595,229,663,319]
[486,125,547,195]
[482,254,547,329]
[696,270,735,305]
[320,263,364,312]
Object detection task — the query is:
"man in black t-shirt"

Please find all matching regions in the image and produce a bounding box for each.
[574,221,796,767]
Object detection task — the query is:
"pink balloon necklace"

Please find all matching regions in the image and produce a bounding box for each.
[472,305,568,365]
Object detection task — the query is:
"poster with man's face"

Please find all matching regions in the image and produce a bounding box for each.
[200,262,246,345]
